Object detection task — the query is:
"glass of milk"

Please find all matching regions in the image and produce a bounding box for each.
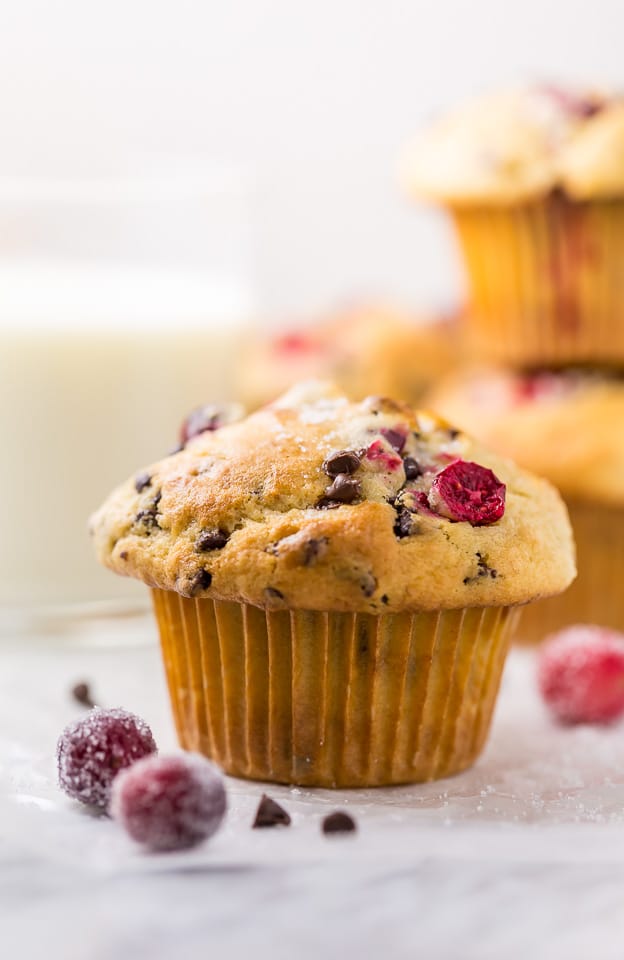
[0,170,253,636]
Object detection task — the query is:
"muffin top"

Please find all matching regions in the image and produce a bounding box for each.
[428,368,624,505]
[91,382,575,613]
[237,302,458,410]
[402,86,624,205]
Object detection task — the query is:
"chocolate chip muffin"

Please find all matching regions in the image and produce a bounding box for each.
[91,381,575,787]
[429,367,624,642]
[402,85,624,366]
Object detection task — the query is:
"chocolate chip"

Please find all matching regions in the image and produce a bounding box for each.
[134,472,152,493]
[135,508,160,530]
[393,507,417,539]
[322,811,356,834]
[381,594,389,605]
[380,428,406,453]
[189,569,212,595]
[71,682,96,709]
[403,456,422,481]
[196,528,229,552]
[322,449,362,477]
[463,552,498,585]
[318,474,361,507]
[360,573,377,597]
[252,794,291,828]
[447,428,460,440]
[302,537,329,566]
[119,551,128,561]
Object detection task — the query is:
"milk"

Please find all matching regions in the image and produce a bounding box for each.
[0,258,250,612]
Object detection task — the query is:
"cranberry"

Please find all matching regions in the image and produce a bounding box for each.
[379,427,407,454]
[365,439,403,472]
[537,84,604,120]
[428,460,506,526]
[538,626,624,724]
[56,708,157,809]
[111,753,227,852]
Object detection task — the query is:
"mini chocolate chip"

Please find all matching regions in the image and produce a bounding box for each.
[403,456,422,481]
[135,508,160,530]
[448,428,460,440]
[360,573,377,598]
[71,682,96,709]
[134,472,152,493]
[252,794,291,828]
[152,491,162,508]
[381,594,389,605]
[119,551,128,561]
[196,528,229,552]
[394,507,416,539]
[322,449,362,477]
[322,811,356,835]
[302,537,329,566]
[189,569,212,595]
[320,474,361,506]
[463,552,498,585]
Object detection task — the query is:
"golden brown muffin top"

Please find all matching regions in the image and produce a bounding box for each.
[402,86,624,205]
[428,368,624,506]
[91,382,575,613]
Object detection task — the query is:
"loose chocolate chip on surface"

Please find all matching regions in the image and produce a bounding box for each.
[322,811,357,834]
[134,473,152,493]
[189,569,213,595]
[403,456,422,481]
[252,794,291,828]
[196,529,229,552]
[322,449,362,477]
[71,682,96,709]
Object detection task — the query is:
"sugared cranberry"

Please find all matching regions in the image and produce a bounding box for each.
[538,626,624,724]
[365,439,403,472]
[379,427,407,454]
[428,460,506,526]
[111,753,227,852]
[57,708,157,809]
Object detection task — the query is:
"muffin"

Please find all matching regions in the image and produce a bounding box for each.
[91,381,574,787]
[237,302,459,410]
[428,367,624,641]
[402,86,624,366]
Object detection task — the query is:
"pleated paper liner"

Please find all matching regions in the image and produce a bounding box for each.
[515,500,624,645]
[452,194,624,367]
[152,590,519,787]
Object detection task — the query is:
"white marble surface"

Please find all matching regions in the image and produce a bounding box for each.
[3,616,624,960]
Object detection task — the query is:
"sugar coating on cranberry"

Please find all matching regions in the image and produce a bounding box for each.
[428,460,506,526]
[538,625,624,724]
[56,708,157,809]
[111,753,227,852]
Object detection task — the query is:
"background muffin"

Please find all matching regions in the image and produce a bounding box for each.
[429,367,623,641]
[402,86,624,367]
[237,302,459,410]
[91,382,574,787]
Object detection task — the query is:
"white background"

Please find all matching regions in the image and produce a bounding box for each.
[0,0,620,314]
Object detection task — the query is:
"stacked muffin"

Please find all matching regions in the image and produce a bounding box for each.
[403,85,624,641]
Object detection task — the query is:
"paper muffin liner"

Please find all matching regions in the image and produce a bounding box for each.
[515,500,624,644]
[452,195,624,366]
[151,590,518,787]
